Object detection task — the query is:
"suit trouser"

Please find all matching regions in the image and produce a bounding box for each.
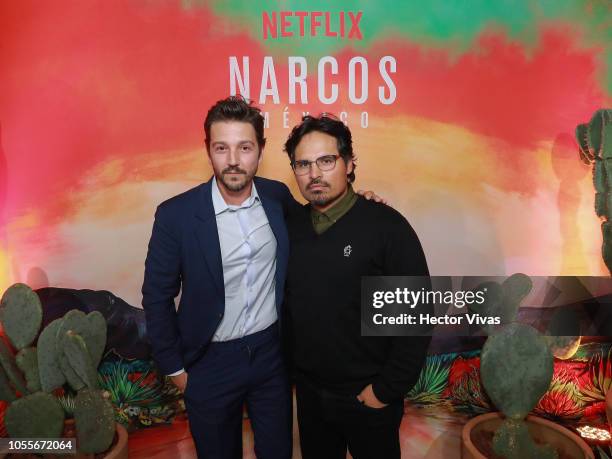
[295,377,404,459]
[184,323,292,459]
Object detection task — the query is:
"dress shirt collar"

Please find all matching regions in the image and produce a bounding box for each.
[310,184,357,234]
[211,176,260,216]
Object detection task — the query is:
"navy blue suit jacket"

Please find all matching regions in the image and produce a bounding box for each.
[142,176,294,375]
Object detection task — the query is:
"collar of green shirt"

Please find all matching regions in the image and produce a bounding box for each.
[310,184,358,235]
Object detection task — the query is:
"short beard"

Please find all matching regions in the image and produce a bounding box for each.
[307,189,344,208]
[219,166,254,192]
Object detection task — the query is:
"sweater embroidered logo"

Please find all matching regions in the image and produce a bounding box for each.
[343,245,352,257]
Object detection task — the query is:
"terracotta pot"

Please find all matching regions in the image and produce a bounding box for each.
[104,423,128,459]
[461,412,594,459]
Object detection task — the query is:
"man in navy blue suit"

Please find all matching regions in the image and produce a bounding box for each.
[142,96,295,459]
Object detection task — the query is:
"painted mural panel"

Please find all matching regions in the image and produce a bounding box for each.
[0,1,610,306]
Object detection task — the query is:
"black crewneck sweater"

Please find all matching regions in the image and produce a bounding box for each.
[284,196,432,404]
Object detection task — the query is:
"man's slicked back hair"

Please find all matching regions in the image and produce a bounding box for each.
[204,96,266,151]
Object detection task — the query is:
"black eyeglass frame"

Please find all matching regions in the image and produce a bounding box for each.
[290,154,341,175]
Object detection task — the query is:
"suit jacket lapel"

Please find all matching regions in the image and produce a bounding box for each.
[194,180,224,296]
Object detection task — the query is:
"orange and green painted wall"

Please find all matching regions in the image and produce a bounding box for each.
[1,1,610,305]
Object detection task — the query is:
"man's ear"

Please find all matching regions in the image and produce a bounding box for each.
[258,147,264,164]
[346,158,354,175]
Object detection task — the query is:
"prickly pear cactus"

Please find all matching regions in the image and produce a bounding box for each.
[63,332,100,390]
[481,323,553,420]
[469,273,532,333]
[74,389,115,454]
[576,108,612,274]
[0,339,28,395]
[58,310,107,367]
[501,273,532,313]
[56,312,97,391]
[0,283,42,350]
[0,283,115,454]
[16,347,41,393]
[5,392,64,438]
[481,322,556,459]
[37,318,66,392]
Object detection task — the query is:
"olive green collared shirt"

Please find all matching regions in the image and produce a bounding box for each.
[311,185,358,234]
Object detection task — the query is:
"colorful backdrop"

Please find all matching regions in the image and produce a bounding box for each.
[1,1,611,307]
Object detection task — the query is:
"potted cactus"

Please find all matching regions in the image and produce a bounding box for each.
[461,274,594,459]
[0,283,127,458]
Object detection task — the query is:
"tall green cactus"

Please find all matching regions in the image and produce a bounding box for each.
[0,283,116,454]
[576,108,612,274]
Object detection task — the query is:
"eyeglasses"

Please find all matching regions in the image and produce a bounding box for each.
[291,155,340,175]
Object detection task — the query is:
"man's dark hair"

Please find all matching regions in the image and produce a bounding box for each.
[284,114,356,183]
[204,96,266,151]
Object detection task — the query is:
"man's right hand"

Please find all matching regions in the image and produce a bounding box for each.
[171,372,188,392]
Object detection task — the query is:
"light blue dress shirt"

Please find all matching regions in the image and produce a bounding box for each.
[210,176,278,341]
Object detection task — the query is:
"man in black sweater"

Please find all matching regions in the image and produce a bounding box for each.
[283,114,432,459]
